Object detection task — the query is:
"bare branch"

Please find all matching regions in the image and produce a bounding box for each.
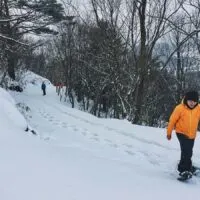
[0,33,29,46]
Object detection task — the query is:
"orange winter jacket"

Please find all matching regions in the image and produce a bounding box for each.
[167,103,200,139]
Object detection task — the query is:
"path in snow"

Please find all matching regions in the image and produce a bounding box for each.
[13,87,200,180]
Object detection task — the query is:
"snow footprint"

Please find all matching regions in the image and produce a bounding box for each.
[104,139,112,143]
[81,128,90,136]
[61,122,68,128]
[90,133,100,142]
[123,143,134,149]
[125,150,135,156]
[109,143,119,148]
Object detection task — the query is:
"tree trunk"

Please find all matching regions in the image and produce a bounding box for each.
[7,51,16,80]
[176,45,182,103]
[133,0,147,124]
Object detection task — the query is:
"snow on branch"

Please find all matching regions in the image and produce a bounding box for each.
[0,18,18,23]
[0,33,29,46]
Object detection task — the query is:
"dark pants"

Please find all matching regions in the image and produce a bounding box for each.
[42,89,46,95]
[176,133,194,172]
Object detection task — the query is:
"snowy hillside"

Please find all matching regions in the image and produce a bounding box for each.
[2,72,200,200]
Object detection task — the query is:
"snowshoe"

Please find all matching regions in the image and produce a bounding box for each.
[191,166,200,176]
[177,171,192,182]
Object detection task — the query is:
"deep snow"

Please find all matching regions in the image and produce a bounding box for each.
[1,72,200,200]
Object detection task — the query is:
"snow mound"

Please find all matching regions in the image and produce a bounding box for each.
[0,87,27,131]
[18,71,55,94]
[21,71,52,87]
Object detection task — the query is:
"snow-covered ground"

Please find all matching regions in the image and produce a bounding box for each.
[2,72,200,200]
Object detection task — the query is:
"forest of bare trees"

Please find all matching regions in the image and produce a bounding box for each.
[1,0,200,127]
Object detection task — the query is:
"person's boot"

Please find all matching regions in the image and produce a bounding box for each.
[179,171,192,180]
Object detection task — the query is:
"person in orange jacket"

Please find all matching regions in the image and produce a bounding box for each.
[167,91,200,174]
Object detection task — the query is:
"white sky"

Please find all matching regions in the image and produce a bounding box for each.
[1,71,200,200]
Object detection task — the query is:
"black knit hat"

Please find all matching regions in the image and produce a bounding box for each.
[185,91,199,102]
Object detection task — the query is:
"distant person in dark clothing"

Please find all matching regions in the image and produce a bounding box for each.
[41,81,46,96]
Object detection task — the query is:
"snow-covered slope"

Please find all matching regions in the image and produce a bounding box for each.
[2,72,200,200]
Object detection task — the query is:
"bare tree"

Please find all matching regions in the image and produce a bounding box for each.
[123,0,185,124]
[0,0,66,80]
